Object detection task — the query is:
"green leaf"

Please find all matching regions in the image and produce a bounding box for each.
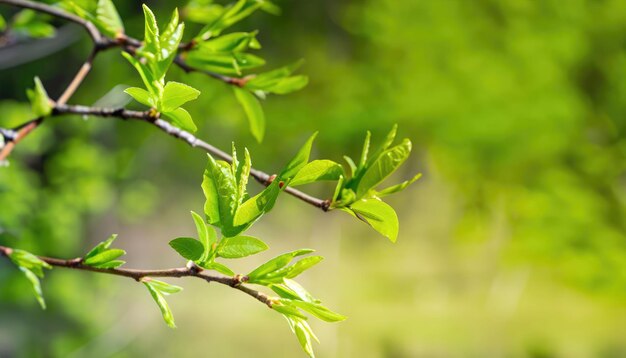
[290,300,346,322]
[245,60,304,89]
[185,51,266,76]
[273,303,308,319]
[191,211,216,263]
[202,261,235,276]
[343,155,357,177]
[26,77,52,117]
[83,249,126,266]
[169,237,204,261]
[284,256,323,279]
[20,267,47,309]
[280,132,318,180]
[141,4,160,56]
[147,279,183,294]
[285,315,318,357]
[217,235,268,258]
[332,175,344,203]
[159,9,183,61]
[198,32,258,52]
[205,155,247,237]
[356,139,412,197]
[235,148,251,206]
[377,173,422,197]
[143,279,180,328]
[160,82,201,112]
[8,249,51,277]
[121,52,161,95]
[96,0,124,37]
[349,198,399,242]
[247,249,314,284]
[366,124,398,167]
[94,260,125,269]
[284,279,318,303]
[232,87,265,142]
[7,249,51,309]
[162,107,197,133]
[202,164,221,226]
[85,234,118,260]
[232,181,280,227]
[290,160,343,186]
[124,87,156,107]
[359,131,371,167]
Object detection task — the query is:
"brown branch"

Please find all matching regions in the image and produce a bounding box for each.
[0,245,274,308]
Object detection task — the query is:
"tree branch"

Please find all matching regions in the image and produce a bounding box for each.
[0,245,274,308]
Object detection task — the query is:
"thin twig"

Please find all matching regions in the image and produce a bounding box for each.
[0,245,274,308]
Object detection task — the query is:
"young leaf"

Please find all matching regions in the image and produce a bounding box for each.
[94,260,125,269]
[26,77,52,117]
[121,52,161,95]
[202,261,235,276]
[191,211,216,263]
[349,198,399,242]
[366,124,398,167]
[161,82,201,112]
[232,180,280,227]
[85,234,118,260]
[21,267,47,309]
[285,315,318,358]
[356,139,412,197]
[143,279,181,328]
[235,148,251,206]
[283,279,318,304]
[290,160,343,186]
[247,249,314,284]
[141,4,160,56]
[217,235,268,258]
[198,32,258,52]
[245,60,304,89]
[202,165,221,226]
[280,132,318,180]
[162,107,197,133]
[273,303,308,319]
[169,237,204,261]
[96,0,124,37]
[359,131,371,167]
[290,300,347,322]
[233,87,265,142]
[124,87,156,107]
[284,256,323,279]
[83,249,126,267]
[147,279,183,294]
[377,173,422,197]
[8,250,52,309]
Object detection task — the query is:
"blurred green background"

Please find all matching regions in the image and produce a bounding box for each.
[1,0,626,357]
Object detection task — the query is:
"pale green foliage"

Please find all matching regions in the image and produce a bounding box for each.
[26,77,51,117]
[83,234,126,269]
[7,249,52,309]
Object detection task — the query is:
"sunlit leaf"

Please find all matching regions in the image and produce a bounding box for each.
[356,139,412,197]
[169,237,204,261]
[161,81,200,112]
[26,77,51,117]
[162,107,197,133]
[217,235,268,258]
[232,87,265,142]
[349,198,399,242]
[290,160,343,186]
[124,87,156,107]
[96,0,124,37]
[280,132,318,180]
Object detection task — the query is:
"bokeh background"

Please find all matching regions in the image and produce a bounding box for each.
[1,0,626,357]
